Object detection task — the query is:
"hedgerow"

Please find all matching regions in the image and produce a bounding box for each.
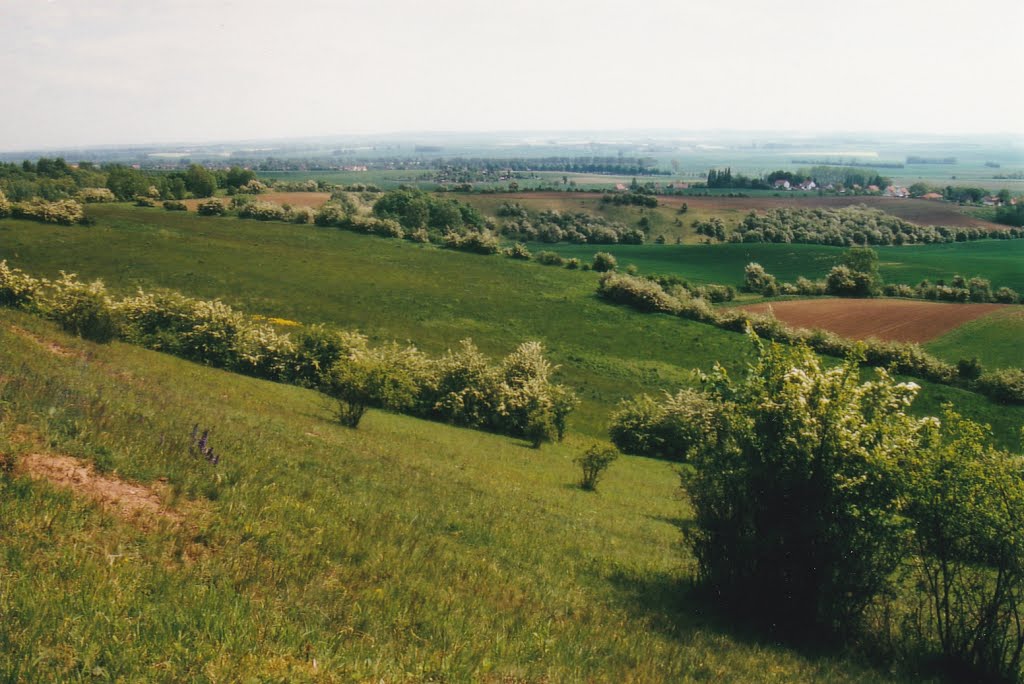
[730,205,1023,246]
[596,270,1022,403]
[0,261,577,444]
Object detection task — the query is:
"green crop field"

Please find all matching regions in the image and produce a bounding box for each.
[926,306,1024,369]
[524,240,1024,293]
[2,204,1021,449]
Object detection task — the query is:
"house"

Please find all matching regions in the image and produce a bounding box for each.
[884,185,909,198]
[773,179,791,190]
[670,182,689,190]
[921,192,943,200]
[614,183,628,191]
[867,184,880,193]
[799,180,817,191]
[983,195,1002,206]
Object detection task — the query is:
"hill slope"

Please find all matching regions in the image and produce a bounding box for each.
[0,311,905,681]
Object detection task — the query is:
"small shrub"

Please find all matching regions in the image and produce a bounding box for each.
[957,357,983,381]
[162,200,187,211]
[536,251,565,266]
[574,444,619,491]
[196,199,226,216]
[505,243,532,260]
[592,252,618,272]
[564,257,580,270]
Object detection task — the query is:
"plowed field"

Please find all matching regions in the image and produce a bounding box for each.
[740,298,1004,343]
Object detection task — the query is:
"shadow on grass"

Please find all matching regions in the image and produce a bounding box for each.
[604,566,929,682]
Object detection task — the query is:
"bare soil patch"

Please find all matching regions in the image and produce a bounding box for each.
[8,324,83,359]
[740,298,1004,343]
[17,453,184,528]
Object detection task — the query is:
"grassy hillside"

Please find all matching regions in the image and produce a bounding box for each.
[0,310,907,682]
[1,205,1022,449]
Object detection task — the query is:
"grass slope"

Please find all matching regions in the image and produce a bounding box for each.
[1,205,1021,449]
[0,311,903,682]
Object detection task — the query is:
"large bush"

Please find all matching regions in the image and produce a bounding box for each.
[681,338,914,637]
[36,272,119,342]
[904,409,1024,681]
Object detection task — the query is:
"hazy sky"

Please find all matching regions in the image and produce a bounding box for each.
[2,0,1021,151]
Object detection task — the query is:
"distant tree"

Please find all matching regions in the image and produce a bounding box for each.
[104,165,148,200]
[184,164,217,198]
[224,166,257,190]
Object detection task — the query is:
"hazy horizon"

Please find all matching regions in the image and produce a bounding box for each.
[3,0,1022,153]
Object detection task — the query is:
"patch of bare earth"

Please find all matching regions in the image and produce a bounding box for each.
[8,324,84,359]
[741,298,1004,343]
[17,453,184,528]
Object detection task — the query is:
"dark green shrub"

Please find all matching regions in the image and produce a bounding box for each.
[574,445,619,491]
[957,357,984,381]
[682,338,912,638]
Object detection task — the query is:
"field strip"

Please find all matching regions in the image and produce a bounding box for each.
[741,298,1005,343]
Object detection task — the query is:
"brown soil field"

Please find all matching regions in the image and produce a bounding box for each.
[488,192,1003,231]
[178,192,331,212]
[740,298,1005,343]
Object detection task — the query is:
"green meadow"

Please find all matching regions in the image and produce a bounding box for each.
[1,205,1021,449]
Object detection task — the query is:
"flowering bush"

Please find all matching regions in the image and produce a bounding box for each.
[0,260,42,308]
[76,187,116,203]
[11,199,85,225]
[35,272,118,342]
[196,199,226,216]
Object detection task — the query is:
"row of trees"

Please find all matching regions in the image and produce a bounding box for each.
[497,202,644,244]
[611,336,1024,680]
[0,262,576,447]
[742,248,1021,303]
[730,206,1024,246]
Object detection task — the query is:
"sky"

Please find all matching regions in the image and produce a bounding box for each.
[1,0,1022,151]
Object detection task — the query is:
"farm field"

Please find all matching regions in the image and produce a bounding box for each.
[2,309,914,682]
[926,306,1024,369]
[525,240,1024,293]
[739,298,1007,343]
[2,205,1022,449]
